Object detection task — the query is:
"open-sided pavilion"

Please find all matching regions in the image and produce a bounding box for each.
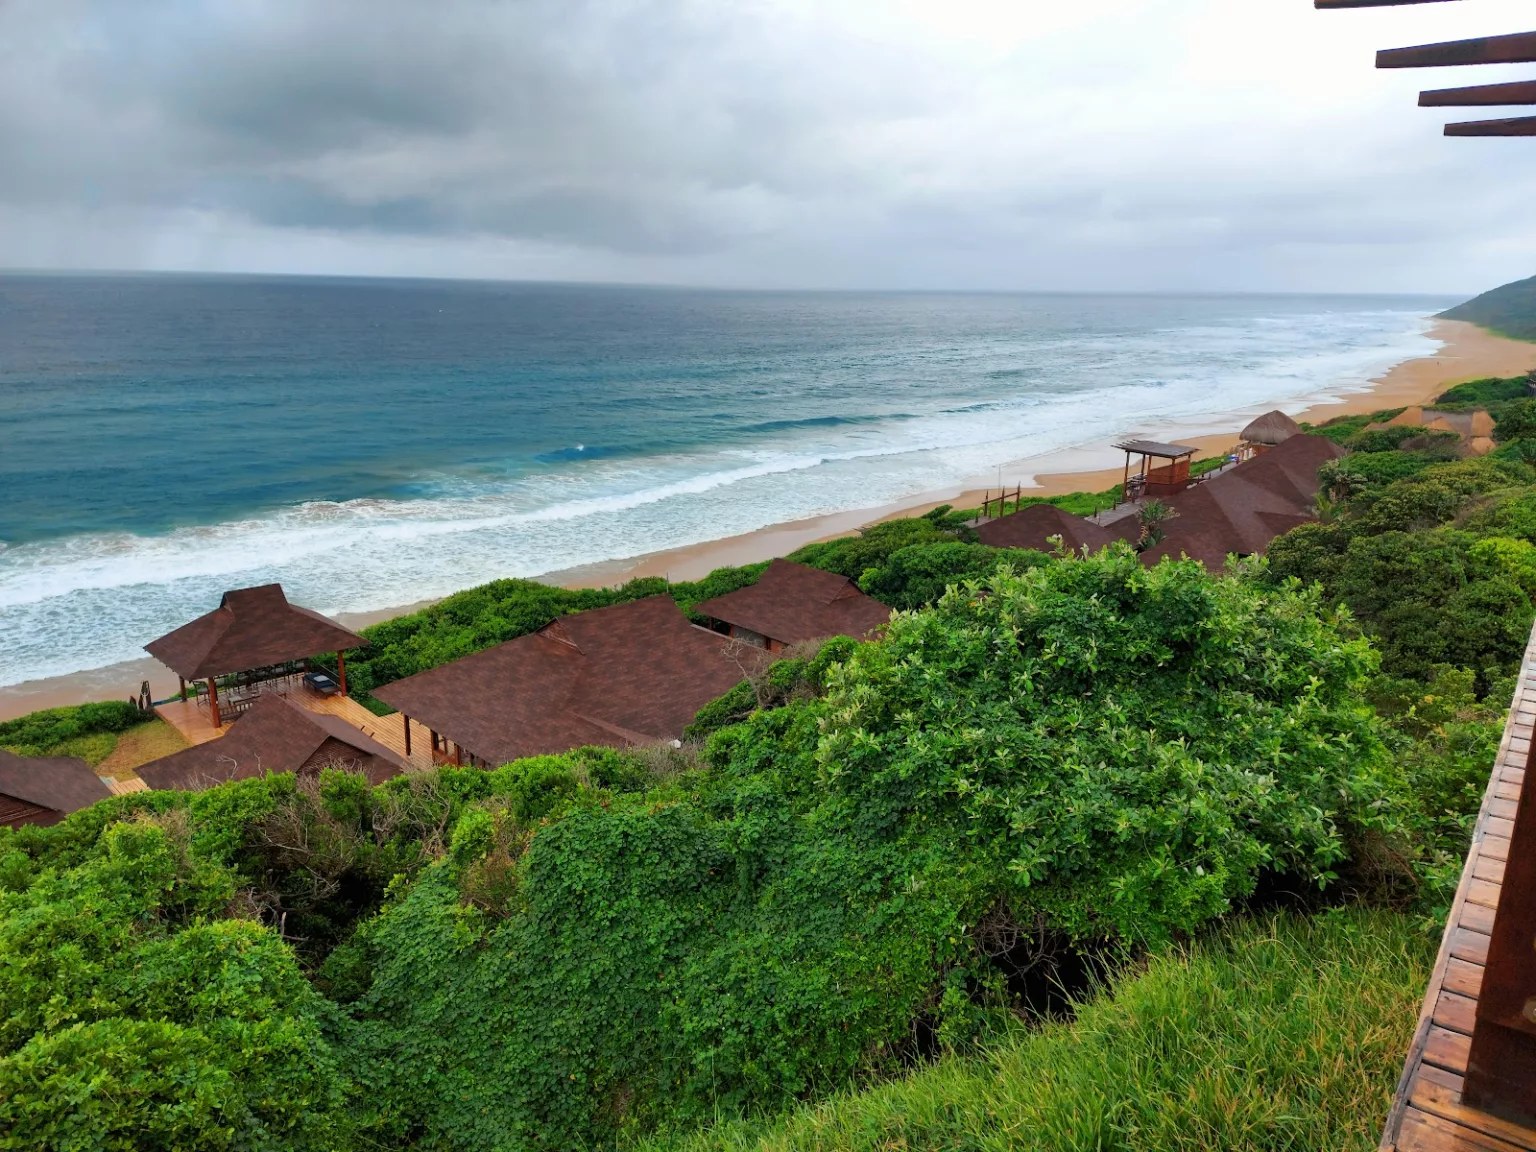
[145,584,368,732]
[1115,439,1199,502]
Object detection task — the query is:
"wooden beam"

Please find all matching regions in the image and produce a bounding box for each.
[179,676,186,703]
[403,715,411,757]
[1445,115,1536,136]
[1422,80,1536,107]
[1379,33,1536,70]
[1317,0,1458,7]
[337,650,348,697]
[207,678,221,728]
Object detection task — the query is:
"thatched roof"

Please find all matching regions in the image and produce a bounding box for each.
[1239,410,1302,446]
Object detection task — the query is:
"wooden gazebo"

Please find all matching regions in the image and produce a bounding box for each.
[1115,439,1199,502]
[145,584,367,728]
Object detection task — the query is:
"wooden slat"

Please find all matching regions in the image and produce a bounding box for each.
[1482,836,1511,863]
[1488,816,1516,840]
[1444,958,1485,1001]
[1425,1026,1473,1074]
[1462,902,1497,936]
[1380,33,1536,70]
[1491,798,1520,821]
[1446,117,1536,138]
[1435,991,1479,1036]
[1317,0,1459,7]
[1450,928,1492,966]
[1410,1066,1536,1151]
[1475,855,1507,884]
[1398,1105,1530,1151]
[1468,879,1503,910]
[1497,781,1522,801]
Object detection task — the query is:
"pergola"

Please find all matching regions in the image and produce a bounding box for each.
[1115,439,1199,502]
[1318,0,1536,137]
[145,584,368,728]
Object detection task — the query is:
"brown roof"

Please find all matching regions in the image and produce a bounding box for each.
[1240,410,1302,446]
[145,584,367,681]
[1144,434,1346,567]
[692,560,892,646]
[1115,439,1199,458]
[0,749,111,816]
[373,595,763,765]
[137,694,406,791]
[974,504,1129,554]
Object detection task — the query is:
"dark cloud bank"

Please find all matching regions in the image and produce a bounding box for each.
[1,0,1533,290]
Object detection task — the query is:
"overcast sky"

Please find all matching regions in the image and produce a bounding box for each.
[1,0,1533,293]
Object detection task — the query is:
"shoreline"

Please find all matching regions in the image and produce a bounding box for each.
[4,318,1533,722]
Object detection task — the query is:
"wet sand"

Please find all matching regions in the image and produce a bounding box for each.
[4,319,1532,722]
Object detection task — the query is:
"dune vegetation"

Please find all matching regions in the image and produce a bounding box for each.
[3,373,1536,1150]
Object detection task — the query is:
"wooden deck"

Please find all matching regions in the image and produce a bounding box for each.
[1380,626,1536,1152]
[154,685,436,772]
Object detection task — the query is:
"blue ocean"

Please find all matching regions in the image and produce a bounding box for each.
[0,274,1455,686]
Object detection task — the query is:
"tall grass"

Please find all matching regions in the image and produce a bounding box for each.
[644,910,1431,1152]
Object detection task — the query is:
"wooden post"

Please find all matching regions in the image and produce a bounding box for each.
[1121,452,1131,504]
[453,744,463,766]
[337,651,348,696]
[179,676,186,702]
[403,715,412,757]
[206,678,221,728]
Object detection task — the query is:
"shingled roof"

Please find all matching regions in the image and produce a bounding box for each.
[137,694,407,792]
[0,749,111,824]
[145,584,367,681]
[692,560,892,647]
[1144,434,1347,568]
[974,503,1128,554]
[373,595,763,766]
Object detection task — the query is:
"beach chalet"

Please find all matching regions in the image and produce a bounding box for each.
[138,695,407,792]
[1236,410,1302,459]
[0,749,111,827]
[692,559,892,651]
[145,584,368,731]
[1374,618,1536,1151]
[1141,434,1347,569]
[974,502,1128,554]
[1116,439,1199,502]
[373,595,764,768]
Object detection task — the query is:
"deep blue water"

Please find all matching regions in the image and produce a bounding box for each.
[0,273,1456,683]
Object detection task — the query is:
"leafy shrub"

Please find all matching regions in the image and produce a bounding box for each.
[1495,398,1536,443]
[856,541,1047,610]
[0,700,142,758]
[1436,374,1532,407]
[1345,425,1435,454]
[787,516,969,580]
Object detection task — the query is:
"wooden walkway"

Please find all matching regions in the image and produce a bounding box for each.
[154,686,436,772]
[1380,626,1536,1152]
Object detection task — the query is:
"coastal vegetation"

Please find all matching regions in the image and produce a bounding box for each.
[4,370,1536,1149]
[1441,273,1536,342]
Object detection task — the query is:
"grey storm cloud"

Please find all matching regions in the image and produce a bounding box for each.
[1,0,1535,289]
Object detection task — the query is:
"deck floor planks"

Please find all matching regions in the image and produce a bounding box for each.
[1381,624,1536,1151]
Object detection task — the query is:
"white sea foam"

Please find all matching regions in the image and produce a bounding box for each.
[0,307,1440,686]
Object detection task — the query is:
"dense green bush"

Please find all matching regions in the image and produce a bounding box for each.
[0,700,142,758]
[0,819,349,1150]
[1436,374,1532,406]
[1495,398,1536,443]
[855,541,1048,610]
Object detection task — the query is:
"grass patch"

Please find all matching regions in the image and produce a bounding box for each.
[96,719,189,779]
[645,909,1430,1152]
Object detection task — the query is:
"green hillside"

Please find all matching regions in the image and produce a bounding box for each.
[1440,272,1536,341]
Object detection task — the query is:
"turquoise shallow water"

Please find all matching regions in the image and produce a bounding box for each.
[0,274,1453,684]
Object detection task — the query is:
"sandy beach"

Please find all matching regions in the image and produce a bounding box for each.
[4,318,1532,723]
